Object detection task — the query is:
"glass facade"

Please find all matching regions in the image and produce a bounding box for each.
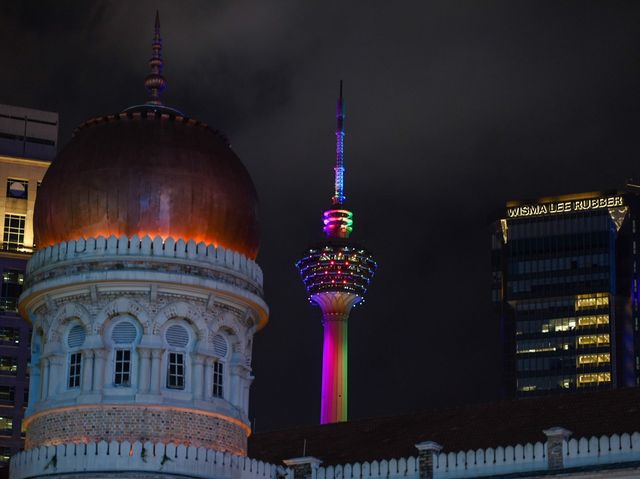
[493,191,639,397]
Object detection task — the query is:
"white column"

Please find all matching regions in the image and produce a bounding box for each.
[93,349,106,392]
[47,354,64,397]
[81,350,94,393]
[230,364,241,407]
[138,348,151,393]
[193,354,205,400]
[41,358,50,400]
[150,349,162,394]
[204,358,214,400]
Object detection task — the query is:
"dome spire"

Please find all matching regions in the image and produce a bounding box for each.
[144,11,167,105]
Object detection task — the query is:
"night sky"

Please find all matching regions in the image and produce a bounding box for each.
[3,1,640,432]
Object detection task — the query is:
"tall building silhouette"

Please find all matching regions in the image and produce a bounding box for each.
[492,187,640,397]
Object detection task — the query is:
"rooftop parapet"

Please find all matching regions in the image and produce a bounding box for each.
[11,441,288,479]
[26,234,263,289]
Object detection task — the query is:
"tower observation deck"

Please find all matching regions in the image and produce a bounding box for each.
[296,83,377,424]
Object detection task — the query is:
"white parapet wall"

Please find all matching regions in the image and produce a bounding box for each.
[27,234,264,287]
[317,457,419,479]
[11,441,288,479]
[313,431,640,479]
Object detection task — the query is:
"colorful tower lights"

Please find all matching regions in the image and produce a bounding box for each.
[296,83,377,424]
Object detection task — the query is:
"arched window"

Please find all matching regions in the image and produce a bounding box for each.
[164,323,190,390]
[66,323,86,389]
[110,319,139,386]
[212,333,228,398]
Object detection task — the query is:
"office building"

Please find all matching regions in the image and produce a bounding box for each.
[492,188,639,397]
[0,105,56,461]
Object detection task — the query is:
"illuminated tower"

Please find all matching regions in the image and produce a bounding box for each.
[296,83,377,424]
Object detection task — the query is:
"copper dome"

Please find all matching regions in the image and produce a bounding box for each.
[34,110,260,259]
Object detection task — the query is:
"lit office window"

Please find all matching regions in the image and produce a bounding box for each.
[0,357,17,376]
[575,293,609,311]
[0,447,10,463]
[2,215,25,251]
[0,271,23,312]
[577,335,610,347]
[213,362,224,398]
[578,372,611,387]
[0,416,12,436]
[0,327,19,345]
[578,353,611,365]
[577,315,609,328]
[6,179,28,199]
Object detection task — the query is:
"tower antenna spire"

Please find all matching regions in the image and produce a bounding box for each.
[144,10,167,105]
[332,80,346,205]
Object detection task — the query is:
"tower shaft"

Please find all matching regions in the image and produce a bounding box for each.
[321,317,348,423]
[312,291,359,424]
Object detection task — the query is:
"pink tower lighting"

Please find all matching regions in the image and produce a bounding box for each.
[296,82,377,424]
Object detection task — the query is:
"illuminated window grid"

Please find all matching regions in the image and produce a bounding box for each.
[577,315,609,327]
[578,334,610,347]
[167,352,184,389]
[575,292,609,311]
[539,315,609,334]
[0,356,17,376]
[2,214,25,250]
[0,416,12,436]
[577,353,611,366]
[577,372,611,387]
[68,352,81,389]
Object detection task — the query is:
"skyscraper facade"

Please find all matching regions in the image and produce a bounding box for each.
[493,188,640,397]
[0,104,56,462]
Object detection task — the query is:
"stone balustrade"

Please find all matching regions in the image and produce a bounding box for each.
[11,441,286,479]
[26,234,263,288]
[301,430,640,479]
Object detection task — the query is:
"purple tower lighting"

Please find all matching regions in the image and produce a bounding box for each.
[297,82,377,424]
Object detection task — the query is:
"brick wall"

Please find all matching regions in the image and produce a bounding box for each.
[25,405,248,455]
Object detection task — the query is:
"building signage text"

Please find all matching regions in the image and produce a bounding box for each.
[506,196,624,219]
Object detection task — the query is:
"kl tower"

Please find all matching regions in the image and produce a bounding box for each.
[297,82,377,424]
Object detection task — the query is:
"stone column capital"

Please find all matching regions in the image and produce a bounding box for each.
[93,348,108,360]
[415,441,443,453]
[543,427,572,440]
[138,348,152,359]
[81,349,95,359]
[193,353,207,365]
[151,349,163,359]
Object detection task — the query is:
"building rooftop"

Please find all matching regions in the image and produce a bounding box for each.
[0,104,58,161]
[248,387,640,465]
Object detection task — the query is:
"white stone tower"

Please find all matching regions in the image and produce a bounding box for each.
[10,14,273,479]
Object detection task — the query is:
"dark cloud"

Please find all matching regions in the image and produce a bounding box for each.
[2,0,640,430]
